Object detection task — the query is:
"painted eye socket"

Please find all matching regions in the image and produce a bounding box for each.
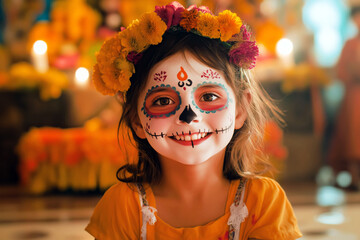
[193,85,228,112]
[144,87,180,117]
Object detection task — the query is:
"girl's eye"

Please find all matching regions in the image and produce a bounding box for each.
[153,97,175,106]
[201,93,219,102]
[144,87,180,117]
[193,85,228,112]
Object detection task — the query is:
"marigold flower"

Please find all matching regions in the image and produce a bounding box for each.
[97,35,124,65]
[180,8,198,32]
[196,13,220,39]
[120,20,147,53]
[218,10,242,41]
[96,35,129,91]
[138,12,167,45]
[92,64,117,96]
[115,58,135,74]
[115,70,132,92]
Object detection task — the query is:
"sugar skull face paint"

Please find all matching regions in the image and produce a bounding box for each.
[136,51,242,165]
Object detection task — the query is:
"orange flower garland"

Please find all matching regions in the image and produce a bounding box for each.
[93,2,259,97]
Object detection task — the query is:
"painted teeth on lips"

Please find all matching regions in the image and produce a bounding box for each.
[174,132,208,141]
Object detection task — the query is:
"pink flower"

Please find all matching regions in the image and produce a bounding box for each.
[229,41,259,69]
[155,1,185,29]
[187,4,212,14]
[126,51,143,64]
[240,25,251,41]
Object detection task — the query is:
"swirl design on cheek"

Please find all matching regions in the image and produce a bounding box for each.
[191,81,232,114]
[141,84,182,118]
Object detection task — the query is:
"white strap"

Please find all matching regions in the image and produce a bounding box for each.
[140,206,157,240]
[227,185,248,240]
[137,185,157,240]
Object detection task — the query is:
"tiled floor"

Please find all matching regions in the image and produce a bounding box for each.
[0,182,359,240]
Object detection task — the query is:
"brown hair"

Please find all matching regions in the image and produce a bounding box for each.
[117,30,281,184]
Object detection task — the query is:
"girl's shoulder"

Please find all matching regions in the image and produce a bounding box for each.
[242,177,302,239]
[244,176,287,202]
[89,181,142,218]
[101,181,140,205]
[86,182,142,239]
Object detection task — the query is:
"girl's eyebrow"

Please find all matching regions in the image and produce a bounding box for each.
[197,84,224,90]
[147,87,173,95]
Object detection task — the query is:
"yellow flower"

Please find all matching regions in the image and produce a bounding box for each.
[218,10,242,41]
[120,20,147,52]
[138,12,167,45]
[115,57,135,74]
[96,35,129,91]
[115,69,132,91]
[196,13,220,39]
[92,64,117,96]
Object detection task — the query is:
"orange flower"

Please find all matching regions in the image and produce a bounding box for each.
[218,10,242,41]
[180,8,198,32]
[92,64,117,96]
[138,12,167,45]
[96,35,132,92]
[196,13,220,39]
[120,20,147,53]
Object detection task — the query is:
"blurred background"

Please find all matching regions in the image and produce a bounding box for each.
[0,0,360,239]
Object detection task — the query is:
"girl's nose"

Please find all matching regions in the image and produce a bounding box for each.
[178,105,199,124]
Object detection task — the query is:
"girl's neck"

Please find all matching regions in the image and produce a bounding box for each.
[152,150,229,201]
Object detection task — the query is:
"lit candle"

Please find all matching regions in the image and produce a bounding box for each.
[276,38,294,68]
[31,40,49,73]
[75,67,89,88]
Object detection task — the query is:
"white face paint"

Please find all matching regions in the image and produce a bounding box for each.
[137,51,238,165]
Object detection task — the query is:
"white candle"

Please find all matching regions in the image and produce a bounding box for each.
[32,40,49,73]
[75,67,89,88]
[276,38,294,68]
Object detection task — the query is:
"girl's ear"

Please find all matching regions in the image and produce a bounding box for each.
[235,90,251,129]
[131,115,147,139]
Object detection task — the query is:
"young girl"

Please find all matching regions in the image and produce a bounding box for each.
[86,2,302,239]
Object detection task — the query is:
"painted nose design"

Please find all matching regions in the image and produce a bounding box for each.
[179,105,197,124]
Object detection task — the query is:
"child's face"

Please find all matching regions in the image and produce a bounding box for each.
[135,51,245,165]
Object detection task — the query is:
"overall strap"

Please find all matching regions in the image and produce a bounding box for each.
[137,183,157,240]
[228,178,248,240]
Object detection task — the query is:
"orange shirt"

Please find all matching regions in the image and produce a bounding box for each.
[86,177,302,239]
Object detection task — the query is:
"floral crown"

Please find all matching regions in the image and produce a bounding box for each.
[93,1,259,96]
